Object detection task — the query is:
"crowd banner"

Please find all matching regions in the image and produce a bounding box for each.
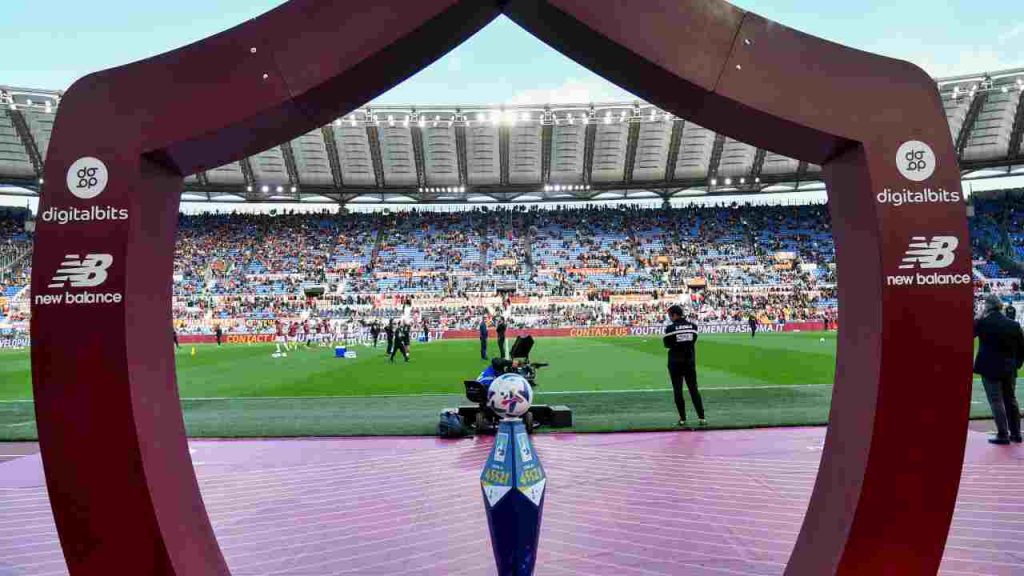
[37,323,834,348]
[178,334,278,345]
[0,336,30,349]
[608,294,655,304]
[442,322,826,340]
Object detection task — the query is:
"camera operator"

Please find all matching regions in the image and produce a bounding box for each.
[663,305,706,427]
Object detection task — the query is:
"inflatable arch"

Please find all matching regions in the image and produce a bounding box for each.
[30,1,972,574]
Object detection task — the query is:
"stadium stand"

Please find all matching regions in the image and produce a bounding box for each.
[2,68,1022,203]
[2,71,1023,336]
[3,196,1024,334]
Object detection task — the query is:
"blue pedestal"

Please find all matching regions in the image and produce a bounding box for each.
[481,419,546,576]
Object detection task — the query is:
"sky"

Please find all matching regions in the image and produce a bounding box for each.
[2,1,1022,210]
[1,1,1022,106]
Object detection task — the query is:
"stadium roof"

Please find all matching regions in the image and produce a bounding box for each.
[2,67,1023,204]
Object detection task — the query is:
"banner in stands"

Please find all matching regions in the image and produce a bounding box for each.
[179,334,277,344]
[441,321,824,340]
[566,267,617,275]
[172,322,831,345]
[0,336,29,349]
[608,294,655,304]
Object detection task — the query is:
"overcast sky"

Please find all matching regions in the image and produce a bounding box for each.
[1,1,1021,105]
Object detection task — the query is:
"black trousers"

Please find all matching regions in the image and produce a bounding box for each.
[669,360,704,420]
[982,375,1021,439]
[390,341,408,362]
[480,337,488,359]
[386,338,394,355]
[498,336,507,359]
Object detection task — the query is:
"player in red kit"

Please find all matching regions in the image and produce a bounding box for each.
[287,321,299,351]
[273,320,287,357]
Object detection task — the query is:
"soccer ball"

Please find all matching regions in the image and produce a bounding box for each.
[819,337,826,343]
[486,373,533,419]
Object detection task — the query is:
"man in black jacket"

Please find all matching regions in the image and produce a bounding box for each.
[370,322,381,348]
[390,322,410,363]
[479,317,488,360]
[974,295,1024,444]
[496,315,508,359]
[384,320,395,356]
[663,305,706,427]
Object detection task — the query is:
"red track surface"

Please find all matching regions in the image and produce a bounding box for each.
[1,427,1021,575]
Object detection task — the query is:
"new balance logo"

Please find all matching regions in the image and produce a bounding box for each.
[898,236,958,270]
[886,235,969,287]
[48,254,113,288]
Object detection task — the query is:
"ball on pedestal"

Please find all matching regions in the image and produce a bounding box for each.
[487,373,533,418]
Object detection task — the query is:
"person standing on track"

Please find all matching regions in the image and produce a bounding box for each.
[748,314,758,339]
[663,304,706,428]
[215,324,223,346]
[974,295,1023,445]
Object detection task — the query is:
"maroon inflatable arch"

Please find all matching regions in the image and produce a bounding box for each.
[30,1,972,574]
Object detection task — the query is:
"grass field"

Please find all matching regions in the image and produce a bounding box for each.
[0,332,994,439]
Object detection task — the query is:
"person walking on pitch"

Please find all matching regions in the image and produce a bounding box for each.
[385,319,395,356]
[390,322,410,363]
[370,321,381,348]
[663,304,706,427]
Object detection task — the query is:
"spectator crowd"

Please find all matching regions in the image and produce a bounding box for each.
[3,195,1024,337]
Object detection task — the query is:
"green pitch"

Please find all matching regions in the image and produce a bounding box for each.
[0,332,994,439]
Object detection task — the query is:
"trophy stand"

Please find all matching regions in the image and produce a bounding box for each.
[480,416,547,576]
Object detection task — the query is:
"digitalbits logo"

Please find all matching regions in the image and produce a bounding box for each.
[66,157,109,200]
[896,141,936,182]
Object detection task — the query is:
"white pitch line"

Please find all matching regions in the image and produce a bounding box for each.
[0,383,836,404]
[1,421,32,427]
[540,383,833,395]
